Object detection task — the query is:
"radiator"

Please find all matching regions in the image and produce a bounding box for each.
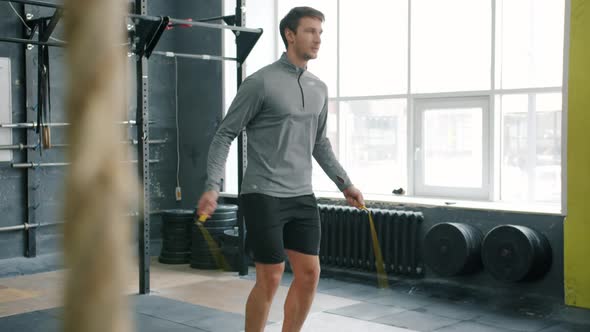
[318,204,424,276]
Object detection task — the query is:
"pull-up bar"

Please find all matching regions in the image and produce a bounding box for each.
[1,0,262,34]
[0,36,65,47]
[0,0,58,8]
[152,51,238,63]
[0,0,263,62]
[128,14,262,34]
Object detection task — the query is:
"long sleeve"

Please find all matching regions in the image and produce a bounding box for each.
[312,99,353,191]
[204,75,264,192]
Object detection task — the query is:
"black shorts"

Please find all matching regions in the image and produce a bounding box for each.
[240,193,321,264]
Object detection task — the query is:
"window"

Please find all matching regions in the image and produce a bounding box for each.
[340,0,408,96]
[312,101,340,192]
[414,97,490,199]
[500,93,562,203]
[495,0,565,89]
[339,99,407,195]
[412,0,491,93]
[223,1,566,211]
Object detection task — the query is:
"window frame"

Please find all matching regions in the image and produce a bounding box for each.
[413,96,491,200]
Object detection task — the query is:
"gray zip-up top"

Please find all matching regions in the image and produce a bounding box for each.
[205,53,353,197]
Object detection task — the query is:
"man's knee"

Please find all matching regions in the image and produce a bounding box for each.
[296,264,320,286]
[256,263,284,297]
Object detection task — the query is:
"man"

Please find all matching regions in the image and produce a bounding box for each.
[197,7,364,332]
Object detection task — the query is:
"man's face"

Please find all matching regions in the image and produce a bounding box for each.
[288,17,323,60]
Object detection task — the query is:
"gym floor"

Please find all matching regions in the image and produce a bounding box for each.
[0,259,589,332]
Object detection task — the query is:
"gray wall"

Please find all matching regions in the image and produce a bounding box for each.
[0,0,222,275]
[0,1,28,260]
[147,0,223,239]
[319,197,565,300]
[0,0,68,273]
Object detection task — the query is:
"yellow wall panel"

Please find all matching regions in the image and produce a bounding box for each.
[564,0,590,309]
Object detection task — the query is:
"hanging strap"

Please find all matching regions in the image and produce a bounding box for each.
[37,41,52,150]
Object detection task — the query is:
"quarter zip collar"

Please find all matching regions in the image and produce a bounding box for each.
[297,70,305,109]
[278,53,307,109]
[279,52,306,75]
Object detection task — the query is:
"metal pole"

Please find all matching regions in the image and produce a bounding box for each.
[0,1,262,34]
[0,120,141,128]
[0,221,63,233]
[152,50,238,62]
[0,0,59,9]
[12,162,70,168]
[23,4,41,258]
[0,139,166,150]
[0,144,34,150]
[128,13,262,34]
[10,160,159,168]
[135,0,151,296]
[0,36,65,47]
[194,15,235,23]
[236,0,249,276]
[0,224,34,232]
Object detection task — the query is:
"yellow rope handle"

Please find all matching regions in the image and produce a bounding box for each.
[360,205,389,289]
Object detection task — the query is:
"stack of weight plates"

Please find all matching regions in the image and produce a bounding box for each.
[190,204,238,269]
[159,209,194,264]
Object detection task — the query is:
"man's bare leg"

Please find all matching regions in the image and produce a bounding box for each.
[282,250,320,332]
[245,262,285,332]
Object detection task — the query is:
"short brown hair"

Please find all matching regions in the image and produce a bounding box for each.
[279,7,325,50]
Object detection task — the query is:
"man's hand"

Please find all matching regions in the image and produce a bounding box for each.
[343,185,365,209]
[197,190,219,219]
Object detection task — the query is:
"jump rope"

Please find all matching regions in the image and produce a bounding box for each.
[197,205,388,288]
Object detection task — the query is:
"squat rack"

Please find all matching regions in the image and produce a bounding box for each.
[130,0,261,294]
[0,0,262,294]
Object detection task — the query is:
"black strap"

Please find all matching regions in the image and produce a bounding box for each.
[36,31,51,152]
[43,44,51,125]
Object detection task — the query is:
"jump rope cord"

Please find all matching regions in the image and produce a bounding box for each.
[360,205,389,289]
[196,214,230,271]
[197,207,387,287]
